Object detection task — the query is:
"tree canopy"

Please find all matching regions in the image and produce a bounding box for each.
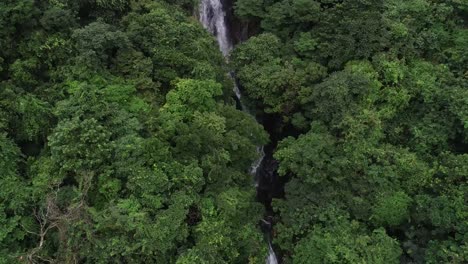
[0,0,267,263]
[0,0,466,263]
[232,0,467,263]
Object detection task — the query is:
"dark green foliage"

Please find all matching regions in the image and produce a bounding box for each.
[231,0,468,263]
[0,1,268,263]
[293,212,402,264]
[122,1,226,86]
[1,0,466,263]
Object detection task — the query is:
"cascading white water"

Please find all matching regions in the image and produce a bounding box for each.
[199,1,277,263]
[250,146,265,176]
[267,244,278,264]
[199,0,232,57]
[199,0,266,177]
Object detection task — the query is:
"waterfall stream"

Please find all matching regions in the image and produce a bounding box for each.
[199,1,277,263]
[199,0,232,56]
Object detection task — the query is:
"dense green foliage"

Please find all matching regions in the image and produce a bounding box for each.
[232,0,467,263]
[1,0,467,263]
[0,0,268,263]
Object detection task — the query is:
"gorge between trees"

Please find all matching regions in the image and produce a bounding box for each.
[199,0,284,262]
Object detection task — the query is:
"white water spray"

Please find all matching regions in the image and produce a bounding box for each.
[199,0,232,56]
[267,244,278,264]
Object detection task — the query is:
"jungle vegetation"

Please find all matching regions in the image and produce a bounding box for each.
[0,0,467,263]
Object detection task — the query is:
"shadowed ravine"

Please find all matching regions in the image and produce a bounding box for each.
[198,0,278,263]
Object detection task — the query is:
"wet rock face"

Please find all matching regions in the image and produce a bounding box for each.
[223,0,261,45]
[256,157,279,204]
[254,111,292,206]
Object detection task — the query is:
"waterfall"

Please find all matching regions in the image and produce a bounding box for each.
[199,1,277,263]
[199,0,267,179]
[199,0,232,56]
[267,244,278,264]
